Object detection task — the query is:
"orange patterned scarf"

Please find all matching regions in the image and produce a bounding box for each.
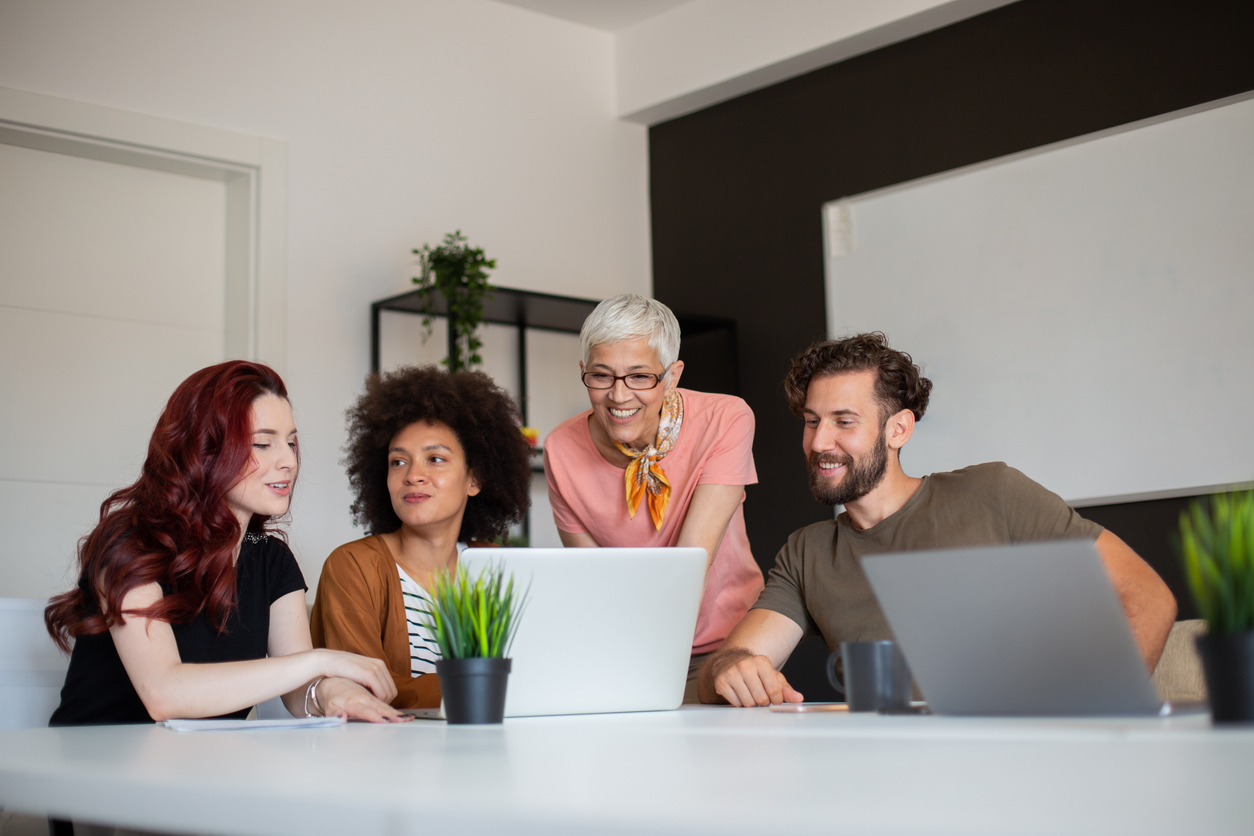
[614,390,684,531]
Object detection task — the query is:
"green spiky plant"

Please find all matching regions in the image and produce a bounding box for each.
[1178,490,1254,635]
[412,230,496,372]
[419,564,526,659]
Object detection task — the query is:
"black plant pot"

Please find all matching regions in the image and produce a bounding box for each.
[435,657,511,725]
[1195,631,1254,724]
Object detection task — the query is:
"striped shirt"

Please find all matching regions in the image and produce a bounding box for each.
[398,568,441,676]
[396,544,466,677]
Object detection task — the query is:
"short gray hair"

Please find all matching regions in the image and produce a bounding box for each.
[580,294,681,369]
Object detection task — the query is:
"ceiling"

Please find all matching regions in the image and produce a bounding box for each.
[490,0,694,33]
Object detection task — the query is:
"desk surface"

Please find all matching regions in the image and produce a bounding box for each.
[2,707,1253,836]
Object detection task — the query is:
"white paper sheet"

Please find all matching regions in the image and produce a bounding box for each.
[160,716,346,732]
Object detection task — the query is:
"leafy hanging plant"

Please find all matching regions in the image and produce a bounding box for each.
[413,230,496,372]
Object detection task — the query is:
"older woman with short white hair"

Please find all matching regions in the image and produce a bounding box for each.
[543,294,762,702]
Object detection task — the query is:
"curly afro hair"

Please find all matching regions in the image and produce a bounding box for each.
[784,332,932,424]
[343,365,531,540]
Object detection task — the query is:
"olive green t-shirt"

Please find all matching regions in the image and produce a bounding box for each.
[753,462,1104,648]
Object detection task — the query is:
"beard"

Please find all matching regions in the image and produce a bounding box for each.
[807,429,889,507]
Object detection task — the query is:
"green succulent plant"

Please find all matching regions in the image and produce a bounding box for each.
[419,563,526,659]
[1178,489,1254,635]
[412,230,496,372]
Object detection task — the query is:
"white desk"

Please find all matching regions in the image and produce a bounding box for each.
[2,707,1252,836]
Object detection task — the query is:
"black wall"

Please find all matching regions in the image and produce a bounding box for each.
[649,0,1253,698]
[651,0,1254,579]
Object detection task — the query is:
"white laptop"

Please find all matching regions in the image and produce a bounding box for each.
[861,540,1164,717]
[407,547,706,718]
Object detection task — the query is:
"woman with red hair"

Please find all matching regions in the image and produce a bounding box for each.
[45,361,406,724]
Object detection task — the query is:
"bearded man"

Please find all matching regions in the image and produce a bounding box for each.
[698,333,1177,706]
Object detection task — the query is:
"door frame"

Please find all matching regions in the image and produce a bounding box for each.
[0,86,288,371]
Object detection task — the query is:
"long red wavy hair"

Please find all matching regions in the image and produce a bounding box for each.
[45,361,294,652]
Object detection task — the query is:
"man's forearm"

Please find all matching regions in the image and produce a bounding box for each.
[1125,580,1176,671]
[1095,531,1177,670]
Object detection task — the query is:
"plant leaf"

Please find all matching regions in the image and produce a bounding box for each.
[1177,490,1254,634]
[416,562,527,659]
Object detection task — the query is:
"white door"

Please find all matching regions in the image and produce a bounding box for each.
[0,140,228,599]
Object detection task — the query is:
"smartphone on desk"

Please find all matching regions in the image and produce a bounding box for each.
[768,702,930,714]
[768,702,848,713]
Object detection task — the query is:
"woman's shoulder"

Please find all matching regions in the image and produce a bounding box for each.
[543,409,596,461]
[323,535,393,574]
[240,532,303,572]
[243,531,294,556]
[679,389,753,425]
[315,536,398,603]
[240,533,307,600]
[547,409,592,444]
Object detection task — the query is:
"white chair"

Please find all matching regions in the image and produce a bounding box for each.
[1151,618,1208,704]
[254,694,295,720]
[0,598,69,729]
[0,600,70,836]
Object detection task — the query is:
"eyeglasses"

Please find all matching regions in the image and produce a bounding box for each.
[581,368,670,390]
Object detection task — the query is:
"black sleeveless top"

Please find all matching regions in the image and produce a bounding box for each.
[49,535,307,726]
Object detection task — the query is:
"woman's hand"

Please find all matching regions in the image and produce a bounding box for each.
[306,648,399,704]
[316,677,411,723]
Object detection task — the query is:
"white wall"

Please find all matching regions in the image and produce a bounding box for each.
[824,95,1254,504]
[0,0,650,595]
[616,0,1017,123]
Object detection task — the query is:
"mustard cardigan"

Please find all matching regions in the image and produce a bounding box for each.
[309,535,434,708]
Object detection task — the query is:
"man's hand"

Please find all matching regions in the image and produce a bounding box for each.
[708,649,804,706]
[698,609,806,705]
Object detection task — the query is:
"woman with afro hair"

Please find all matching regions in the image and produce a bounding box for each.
[310,365,531,708]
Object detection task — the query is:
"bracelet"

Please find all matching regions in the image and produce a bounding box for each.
[312,676,326,716]
[304,676,327,717]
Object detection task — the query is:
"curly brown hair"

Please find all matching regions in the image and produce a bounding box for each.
[784,333,933,424]
[343,365,531,539]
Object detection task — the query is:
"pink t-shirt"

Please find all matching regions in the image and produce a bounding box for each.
[543,389,763,655]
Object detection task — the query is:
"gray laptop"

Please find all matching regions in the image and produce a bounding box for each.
[861,540,1163,716]
[408,547,706,718]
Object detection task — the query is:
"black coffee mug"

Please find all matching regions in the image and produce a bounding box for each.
[826,640,913,712]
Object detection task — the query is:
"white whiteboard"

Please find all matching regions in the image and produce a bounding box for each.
[824,94,1254,504]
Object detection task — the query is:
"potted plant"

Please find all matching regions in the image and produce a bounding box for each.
[1178,489,1254,724]
[421,563,525,724]
[412,230,496,372]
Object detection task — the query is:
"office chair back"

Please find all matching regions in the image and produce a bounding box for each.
[0,598,69,728]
